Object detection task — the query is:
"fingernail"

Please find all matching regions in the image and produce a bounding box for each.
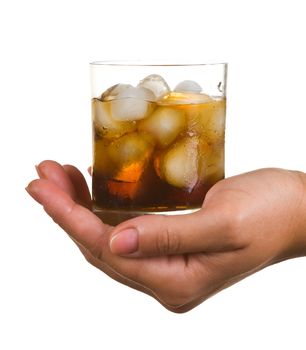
[25,181,41,203]
[110,228,139,255]
[25,181,34,194]
[35,164,44,178]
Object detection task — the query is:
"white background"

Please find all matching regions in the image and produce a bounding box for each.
[1,0,306,349]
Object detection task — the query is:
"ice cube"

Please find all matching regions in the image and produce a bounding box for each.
[158,92,211,106]
[138,106,186,148]
[92,98,136,139]
[138,74,170,100]
[199,144,224,183]
[206,98,226,143]
[197,138,213,182]
[187,98,226,143]
[101,83,132,101]
[157,137,199,190]
[115,86,155,100]
[108,132,154,182]
[110,86,155,121]
[174,80,202,93]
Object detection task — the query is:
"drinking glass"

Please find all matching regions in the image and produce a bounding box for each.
[90,61,227,225]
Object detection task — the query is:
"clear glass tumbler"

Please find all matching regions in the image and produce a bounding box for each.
[90,61,227,225]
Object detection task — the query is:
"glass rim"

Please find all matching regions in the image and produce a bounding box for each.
[90,60,228,67]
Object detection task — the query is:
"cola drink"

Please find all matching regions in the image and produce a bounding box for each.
[91,72,226,225]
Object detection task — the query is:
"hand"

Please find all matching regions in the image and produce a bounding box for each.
[26,161,306,312]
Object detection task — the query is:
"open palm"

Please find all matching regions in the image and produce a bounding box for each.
[27,161,306,312]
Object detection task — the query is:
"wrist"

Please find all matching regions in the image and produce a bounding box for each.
[296,171,306,255]
[282,171,306,260]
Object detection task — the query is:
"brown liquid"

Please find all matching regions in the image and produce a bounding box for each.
[92,92,225,222]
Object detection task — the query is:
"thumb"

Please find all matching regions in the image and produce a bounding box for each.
[109,208,232,257]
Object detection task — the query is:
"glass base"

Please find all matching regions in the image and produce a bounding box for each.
[93,206,201,226]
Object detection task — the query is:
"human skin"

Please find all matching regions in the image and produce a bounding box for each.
[26,160,306,313]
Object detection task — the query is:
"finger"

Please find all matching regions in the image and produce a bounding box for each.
[26,178,111,250]
[36,160,76,199]
[36,160,92,209]
[26,177,152,293]
[26,176,208,310]
[109,209,239,257]
[26,178,183,306]
[26,177,209,309]
[87,166,92,176]
[63,164,92,209]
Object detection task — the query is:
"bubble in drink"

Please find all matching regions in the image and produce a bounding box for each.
[203,144,225,183]
[187,98,226,143]
[206,99,226,142]
[197,138,213,182]
[174,80,202,93]
[138,74,170,99]
[110,86,155,121]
